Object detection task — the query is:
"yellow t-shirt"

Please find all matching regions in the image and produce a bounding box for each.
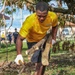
[19,11,58,42]
[1,33,5,38]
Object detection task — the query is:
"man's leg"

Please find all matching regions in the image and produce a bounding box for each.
[27,42,46,75]
[34,63,45,75]
[32,50,46,75]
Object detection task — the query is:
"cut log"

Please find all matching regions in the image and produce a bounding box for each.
[42,34,52,66]
[25,37,47,55]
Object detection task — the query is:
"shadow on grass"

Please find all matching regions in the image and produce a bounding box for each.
[46,53,75,75]
[0,43,15,48]
[0,48,28,54]
[50,53,75,67]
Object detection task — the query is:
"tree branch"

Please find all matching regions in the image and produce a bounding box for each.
[0,0,6,13]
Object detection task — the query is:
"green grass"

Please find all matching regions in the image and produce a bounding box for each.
[0,41,28,62]
[0,41,75,75]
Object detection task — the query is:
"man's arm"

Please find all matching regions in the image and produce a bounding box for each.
[14,34,25,65]
[52,25,58,41]
[16,34,25,55]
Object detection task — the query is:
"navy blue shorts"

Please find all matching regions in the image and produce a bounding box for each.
[27,42,42,63]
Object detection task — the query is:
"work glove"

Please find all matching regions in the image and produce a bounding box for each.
[52,39,56,45]
[14,54,24,65]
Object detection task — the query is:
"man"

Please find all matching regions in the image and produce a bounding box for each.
[7,32,12,44]
[1,32,5,43]
[13,28,18,44]
[15,1,58,75]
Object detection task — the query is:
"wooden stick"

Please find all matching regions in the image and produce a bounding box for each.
[42,34,52,66]
[26,36,47,55]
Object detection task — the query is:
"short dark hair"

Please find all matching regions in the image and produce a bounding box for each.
[15,28,17,30]
[36,1,49,11]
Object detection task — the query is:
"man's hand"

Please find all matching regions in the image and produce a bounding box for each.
[14,54,24,65]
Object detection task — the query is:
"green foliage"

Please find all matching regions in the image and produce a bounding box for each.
[0,19,5,27]
[37,0,51,2]
[0,43,6,48]
[5,7,16,14]
[58,14,66,28]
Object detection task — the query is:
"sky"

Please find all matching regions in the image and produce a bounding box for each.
[0,4,32,33]
[49,0,68,8]
[6,7,32,29]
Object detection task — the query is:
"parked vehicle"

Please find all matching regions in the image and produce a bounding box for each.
[62,27,73,38]
[62,28,69,35]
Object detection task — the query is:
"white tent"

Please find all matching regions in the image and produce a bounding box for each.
[7,27,20,32]
[0,27,20,36]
